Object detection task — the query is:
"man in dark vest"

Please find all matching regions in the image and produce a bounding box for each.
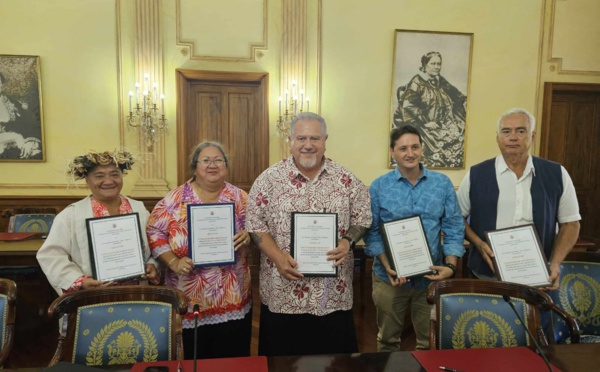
[456,108,580,289]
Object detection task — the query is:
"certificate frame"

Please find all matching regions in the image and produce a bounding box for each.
[485,224,551,287]
[187,203,236,267]
[290,212,338,277]
[380,215,435,278]
[86,212,146,282]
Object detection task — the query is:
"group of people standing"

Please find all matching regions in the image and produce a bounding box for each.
[36,106,580,359]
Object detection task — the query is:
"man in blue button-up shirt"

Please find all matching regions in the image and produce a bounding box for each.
[364,125,465,351]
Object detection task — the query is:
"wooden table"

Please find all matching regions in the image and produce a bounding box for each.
[267,344,600,372]
[6,343,600,371]
[0,239,44,267]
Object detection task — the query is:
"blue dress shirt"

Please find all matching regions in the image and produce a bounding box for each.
[364,165,465,289]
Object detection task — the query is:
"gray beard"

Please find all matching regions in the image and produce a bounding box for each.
[298,157,318,168]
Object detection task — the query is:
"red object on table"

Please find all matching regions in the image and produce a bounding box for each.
[131,356,268,372]
[412,347,563,372]
[0,232,39,241]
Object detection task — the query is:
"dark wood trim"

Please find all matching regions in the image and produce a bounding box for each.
[0,196,161,232]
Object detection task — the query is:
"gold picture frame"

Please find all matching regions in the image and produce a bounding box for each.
[389,30,473,169]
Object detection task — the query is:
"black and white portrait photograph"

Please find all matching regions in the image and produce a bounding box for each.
[0,55,44,161]
[390,30,473,169]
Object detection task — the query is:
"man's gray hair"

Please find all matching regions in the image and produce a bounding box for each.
[289,112,327,136]
[497,108,536,134]
[189,141,230,174]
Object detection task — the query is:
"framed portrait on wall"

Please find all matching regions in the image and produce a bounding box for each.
[0,55,45,162]
[389,30,473,169]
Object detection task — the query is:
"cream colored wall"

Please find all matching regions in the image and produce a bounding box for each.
[0,0,122,195]
[158,0,281,191]
[1,0,600,196]
[535,0,600,152]
[320,0,544,186]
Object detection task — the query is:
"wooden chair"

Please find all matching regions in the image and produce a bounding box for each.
[9,213,55,233]
[0,210,57,318]
[0,278,17,367]
[47,285,187,367]
[427,279,580,350]
[548,251,600,344]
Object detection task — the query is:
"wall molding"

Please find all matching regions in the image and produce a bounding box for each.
[0,184,75,189]
[546,0,600,76]
[175,0,268,62]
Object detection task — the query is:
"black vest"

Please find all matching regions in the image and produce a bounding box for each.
[468,156,563,277]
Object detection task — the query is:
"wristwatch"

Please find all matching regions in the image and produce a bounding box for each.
[341,235,356,250]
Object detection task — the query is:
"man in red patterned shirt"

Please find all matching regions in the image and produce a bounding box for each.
[247,112,372,357]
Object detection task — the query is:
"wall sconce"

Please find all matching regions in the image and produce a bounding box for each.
[127,73,167,151]
[277,80,309,156]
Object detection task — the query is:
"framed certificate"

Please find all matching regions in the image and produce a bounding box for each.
[485,224,551,287]
[86,213,146,282]
[290,212,338,277]
[380,215,435,278]
[187,203,236,267]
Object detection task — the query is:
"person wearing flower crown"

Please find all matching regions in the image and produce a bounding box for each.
[37,150,159,296]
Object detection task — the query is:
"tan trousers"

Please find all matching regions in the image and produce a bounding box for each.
[372,273,431,351]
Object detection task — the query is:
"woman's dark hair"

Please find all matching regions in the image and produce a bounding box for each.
[189,141,230,176]
[419,51,442,72]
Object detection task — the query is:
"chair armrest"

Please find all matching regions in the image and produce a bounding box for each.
[548,303,581,344]
[48,335,65,367]
[429,319,438,350]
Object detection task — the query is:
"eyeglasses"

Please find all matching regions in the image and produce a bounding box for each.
[198,158,226,167]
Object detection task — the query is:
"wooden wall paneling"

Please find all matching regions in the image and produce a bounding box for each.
[176,70,269,191]
[541,83,600,244]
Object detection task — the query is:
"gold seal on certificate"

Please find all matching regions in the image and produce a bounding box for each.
[485,224,551,287]
[290,212,338,277]
[380,215,435,278]
[187,203,236,267]
[86,213,146,282]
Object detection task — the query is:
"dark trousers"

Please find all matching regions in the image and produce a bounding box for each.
[182,308,252,360]
[258,303,358,357]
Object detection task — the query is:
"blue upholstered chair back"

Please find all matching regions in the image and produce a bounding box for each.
[0,294,6,352]
[72,301,172,366]
[438,293,529,349]
[548,261,600,344]
[0,279,16,367]
[10,213,55,233]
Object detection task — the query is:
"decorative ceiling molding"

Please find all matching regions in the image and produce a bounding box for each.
[116,0,125,148]
[130,0,169,196]
[175,0,268,62]
[281,0,307,99]
[532,0,548,156]
[316,0,322,115]
[546,0,600,76]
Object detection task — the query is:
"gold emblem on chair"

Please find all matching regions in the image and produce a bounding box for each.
[467,321,499,348]
[452,310,518,349]
[559,273,600,328]
[107,331,141,364]
[85,319,158,366]
[19,219,49,232]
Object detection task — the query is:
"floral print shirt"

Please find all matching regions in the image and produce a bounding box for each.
[247,156,372,316]
[147,181,251,327]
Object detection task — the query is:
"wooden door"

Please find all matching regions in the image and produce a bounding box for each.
[540,83,600,244]
[176,70,269,191]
